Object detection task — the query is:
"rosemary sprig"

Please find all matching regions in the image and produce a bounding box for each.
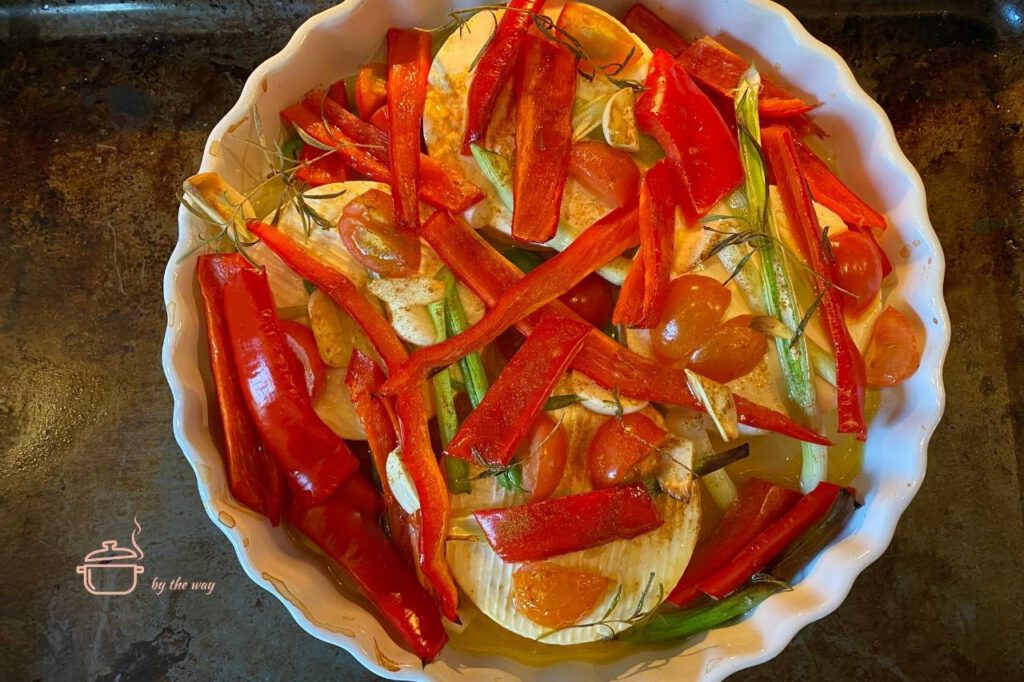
[538,572,662,641]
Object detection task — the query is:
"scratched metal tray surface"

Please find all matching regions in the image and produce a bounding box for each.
[0,1,1021,680]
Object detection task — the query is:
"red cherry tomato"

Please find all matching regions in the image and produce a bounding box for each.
[337,189,421,277]
[586,412,667,489]
[279,319,328,402]
[831,230,883,316]
[568,141,641,208]
[651,275,731,365]
[518,414,569,502]
[354,63,387,120]
[688,315,768,383]
[864,306,921,387]
[559,273,614,328]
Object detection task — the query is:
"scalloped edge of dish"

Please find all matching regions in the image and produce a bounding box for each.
[162,1,949,679]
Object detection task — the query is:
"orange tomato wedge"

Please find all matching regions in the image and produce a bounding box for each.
[557,2,638,76]
[864,306,921,387]
[512,562,613,628]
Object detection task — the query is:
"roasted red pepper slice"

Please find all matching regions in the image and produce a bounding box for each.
[386,28,432,234]
[667,478,800,607]
[293,144,349,187]
[636,49,743,217]
[698,481,843,599]
[282,102,391,182]
[245,220,459,621]
[474,484,663,563]
[678,36,815,119]
[793,138,887,231]
[418,211,831,446]
[355,63,388,119]
[345,350,414,558]
[632,159,677,327]
[301,91,484,213]
[611,253,646,326]
[197,254,285,524]
[623,3,688,56]
[326,78,350,109]
[288,497,448,661]
[279,318,328,402]
[462,0,547,155]
[511,35,576,243]
[222,267,358,508]
[763,126,868,439]
[380,204,639,396]
[446,315,590,466]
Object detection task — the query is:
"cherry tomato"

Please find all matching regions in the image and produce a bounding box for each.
[586,412,667,489]
[279,319,328,402]
[518,414,569,502]
[354,63,387,120]
[831,230,883,316]
[568,141,641,208]
[560,273,614,328]
[293,144,348,187]
[688,315,768,383]
[651,275,731,365]
[337,189,421,277]
[864,306,921,387]
[556,2,637,76]
[513,562,612,628]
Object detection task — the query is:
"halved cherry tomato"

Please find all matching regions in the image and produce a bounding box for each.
[557,2,637,76]
[559,273,614,328]
[651,274,731,365]
[513,561,613,628]
[586,412,667,489]
[831,230,883,316]
[688,315,768,383]
[355,63,388,119]
[864,306,921,387]
[518,414,569,502]
[279,319,328,402]
[568,141,641,208]
[293,144,348,187]
[336,189,420,277]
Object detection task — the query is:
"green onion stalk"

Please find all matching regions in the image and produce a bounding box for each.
[734,67,826,493]
[619,488,856,643]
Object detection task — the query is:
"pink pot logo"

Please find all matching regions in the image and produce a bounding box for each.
[76,517,145,596]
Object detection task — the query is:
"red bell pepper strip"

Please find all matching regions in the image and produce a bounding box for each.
[369,104,389,131]
[612,253,646,326]
[667,478,800,607]
[511,35,577,243]
[698,481,842,599]
[637,159,676,327]
[446,315,590,466]
[245,220,460,621]
[763,126,868,439]
[379,204,639,396]
[345,350,414,559]
[417,211,831,446]
[293,144,348,188]
[282,102,391,182]
[335,474,385,521]
[636,49,743,217]
[462,0,547,155]
[197,254,285,524]
[288,497,448,661]
[386,28,432,234]
[678,36,815,119]
[793,138,887,231]
[301,91,484,213]
[623,4,688,56]
[474,484,663,563]
[222,268,359,508]
[326,78,350,109]
[355,63,388,119]
[279,318,328,402]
